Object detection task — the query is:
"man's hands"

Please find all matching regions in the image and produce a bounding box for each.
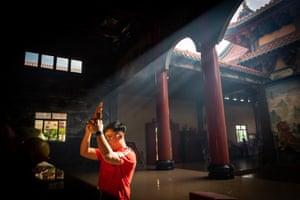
[86,118,104,134]
[86,101,103,134]
[86,118,98,134]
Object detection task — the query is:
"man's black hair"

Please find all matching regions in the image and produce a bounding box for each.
[104,120,127,134]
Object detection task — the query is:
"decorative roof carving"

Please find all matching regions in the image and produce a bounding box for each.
[224,0,298,48]
[230,32,300,64]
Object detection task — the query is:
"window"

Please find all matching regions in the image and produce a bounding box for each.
[41,54,54,69]
[70,59,82,73]
[56,57,69,71]
[235,124,248,143]
[24,51,39,67]
[34,112,67,142]
[24,51,82,74]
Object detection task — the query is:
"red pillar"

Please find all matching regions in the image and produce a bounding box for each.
[153,21,174,170]
[155,68,174,170]
[201,45,234,179]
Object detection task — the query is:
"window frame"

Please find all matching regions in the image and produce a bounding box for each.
[24,51,82,74]
[235,124,248,143]
[34,112,67,142]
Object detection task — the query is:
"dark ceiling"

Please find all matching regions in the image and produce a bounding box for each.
[5,1,251,101]
[7,1,238,66]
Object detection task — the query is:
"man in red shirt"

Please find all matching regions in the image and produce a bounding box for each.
[80,118,136,200]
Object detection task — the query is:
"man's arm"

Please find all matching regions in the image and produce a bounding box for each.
[80,124,98,160]
[96,120,122,165]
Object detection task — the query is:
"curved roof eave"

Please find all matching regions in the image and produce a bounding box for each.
[227,0,282,30]
[232,32,300,63]
[172,48,267,78]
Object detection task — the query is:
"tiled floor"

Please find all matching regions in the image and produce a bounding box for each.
[68,158,300,200]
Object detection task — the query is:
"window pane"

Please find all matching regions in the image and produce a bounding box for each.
[56,57,69,71]
[24,51,39,67]
[34,120,43,130]
[41,54,54,69]
[58,121,66,142]
[44,120,58,141]
[35,112,51,119]
[52,112,67,120]
[235,124,248,143]
[70,59,82,73]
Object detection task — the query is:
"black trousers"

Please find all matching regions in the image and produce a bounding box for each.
[99,190,119,200]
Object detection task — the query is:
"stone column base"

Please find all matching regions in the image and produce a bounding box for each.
[156,160,174,170]
[208,163,235,179]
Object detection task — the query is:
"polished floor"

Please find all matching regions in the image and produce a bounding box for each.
[68,157,300,200]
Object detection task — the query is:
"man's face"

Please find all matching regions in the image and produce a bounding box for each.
[105,129,123,145]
